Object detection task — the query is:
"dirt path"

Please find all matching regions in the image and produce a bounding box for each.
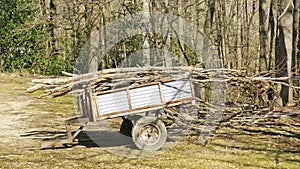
[0,97,30,144]
[0,74,69,151]
[0,74,43,149]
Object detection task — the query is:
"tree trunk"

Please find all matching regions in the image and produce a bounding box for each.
[275,0,293,106]
[298,2,300,76]
[292,0,299,74]
[164,0,172,68]
[204,0,215,40]
[289,0,299,106]
[87,0,99,73]
[268,0,276,71]
[237,1,242,69]
[99,1,107,69]
[178,0,185,63]
[259,0,269,72]
[143,0,150,67]
[45,0,57,57]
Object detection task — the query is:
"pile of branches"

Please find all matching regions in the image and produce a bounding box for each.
[26,66,232,98]
[27,67,299,99]
[27,66,300,130]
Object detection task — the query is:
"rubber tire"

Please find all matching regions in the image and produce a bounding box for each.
[132,117,167,151]
[119,118,133,137]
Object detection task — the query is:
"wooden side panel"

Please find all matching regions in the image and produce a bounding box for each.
[97,90,129,115]
[96,79,193,118]
[161,80,192,102]
[129,84,162,109]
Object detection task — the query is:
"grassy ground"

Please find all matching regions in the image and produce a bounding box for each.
[0,73,299,169]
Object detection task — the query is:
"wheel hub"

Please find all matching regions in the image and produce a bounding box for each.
[140,124,160,145]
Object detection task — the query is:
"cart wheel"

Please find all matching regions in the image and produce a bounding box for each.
[120,118,133,137]
[132,117,167,151]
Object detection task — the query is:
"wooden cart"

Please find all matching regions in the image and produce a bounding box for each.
[44,78,195,150]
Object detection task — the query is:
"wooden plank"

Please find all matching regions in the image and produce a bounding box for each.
[129,84,161,109]
[88,83,97,122]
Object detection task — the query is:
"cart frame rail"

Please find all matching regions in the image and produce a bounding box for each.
[42,78,196,150]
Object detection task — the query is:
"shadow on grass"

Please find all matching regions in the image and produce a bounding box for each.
[21,129,138,149]
[200,127,300,168]
[237,126,300,139]
[213,127,300,154]
[22,129,175,152]
[75,131,137,149]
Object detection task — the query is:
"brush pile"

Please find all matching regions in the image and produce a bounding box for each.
[26,66,300,129]
[26,66,233,98]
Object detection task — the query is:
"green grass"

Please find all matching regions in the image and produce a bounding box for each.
[0,73,299,169]
[2,137,298,169]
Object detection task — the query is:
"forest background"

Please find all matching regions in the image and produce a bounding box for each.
[0,0,299,107]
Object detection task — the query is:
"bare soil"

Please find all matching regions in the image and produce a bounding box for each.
[0,74,38,147]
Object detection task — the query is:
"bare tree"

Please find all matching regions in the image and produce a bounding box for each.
[292,0,299,74]
[143,0,151,66]
[259,0,270,72]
